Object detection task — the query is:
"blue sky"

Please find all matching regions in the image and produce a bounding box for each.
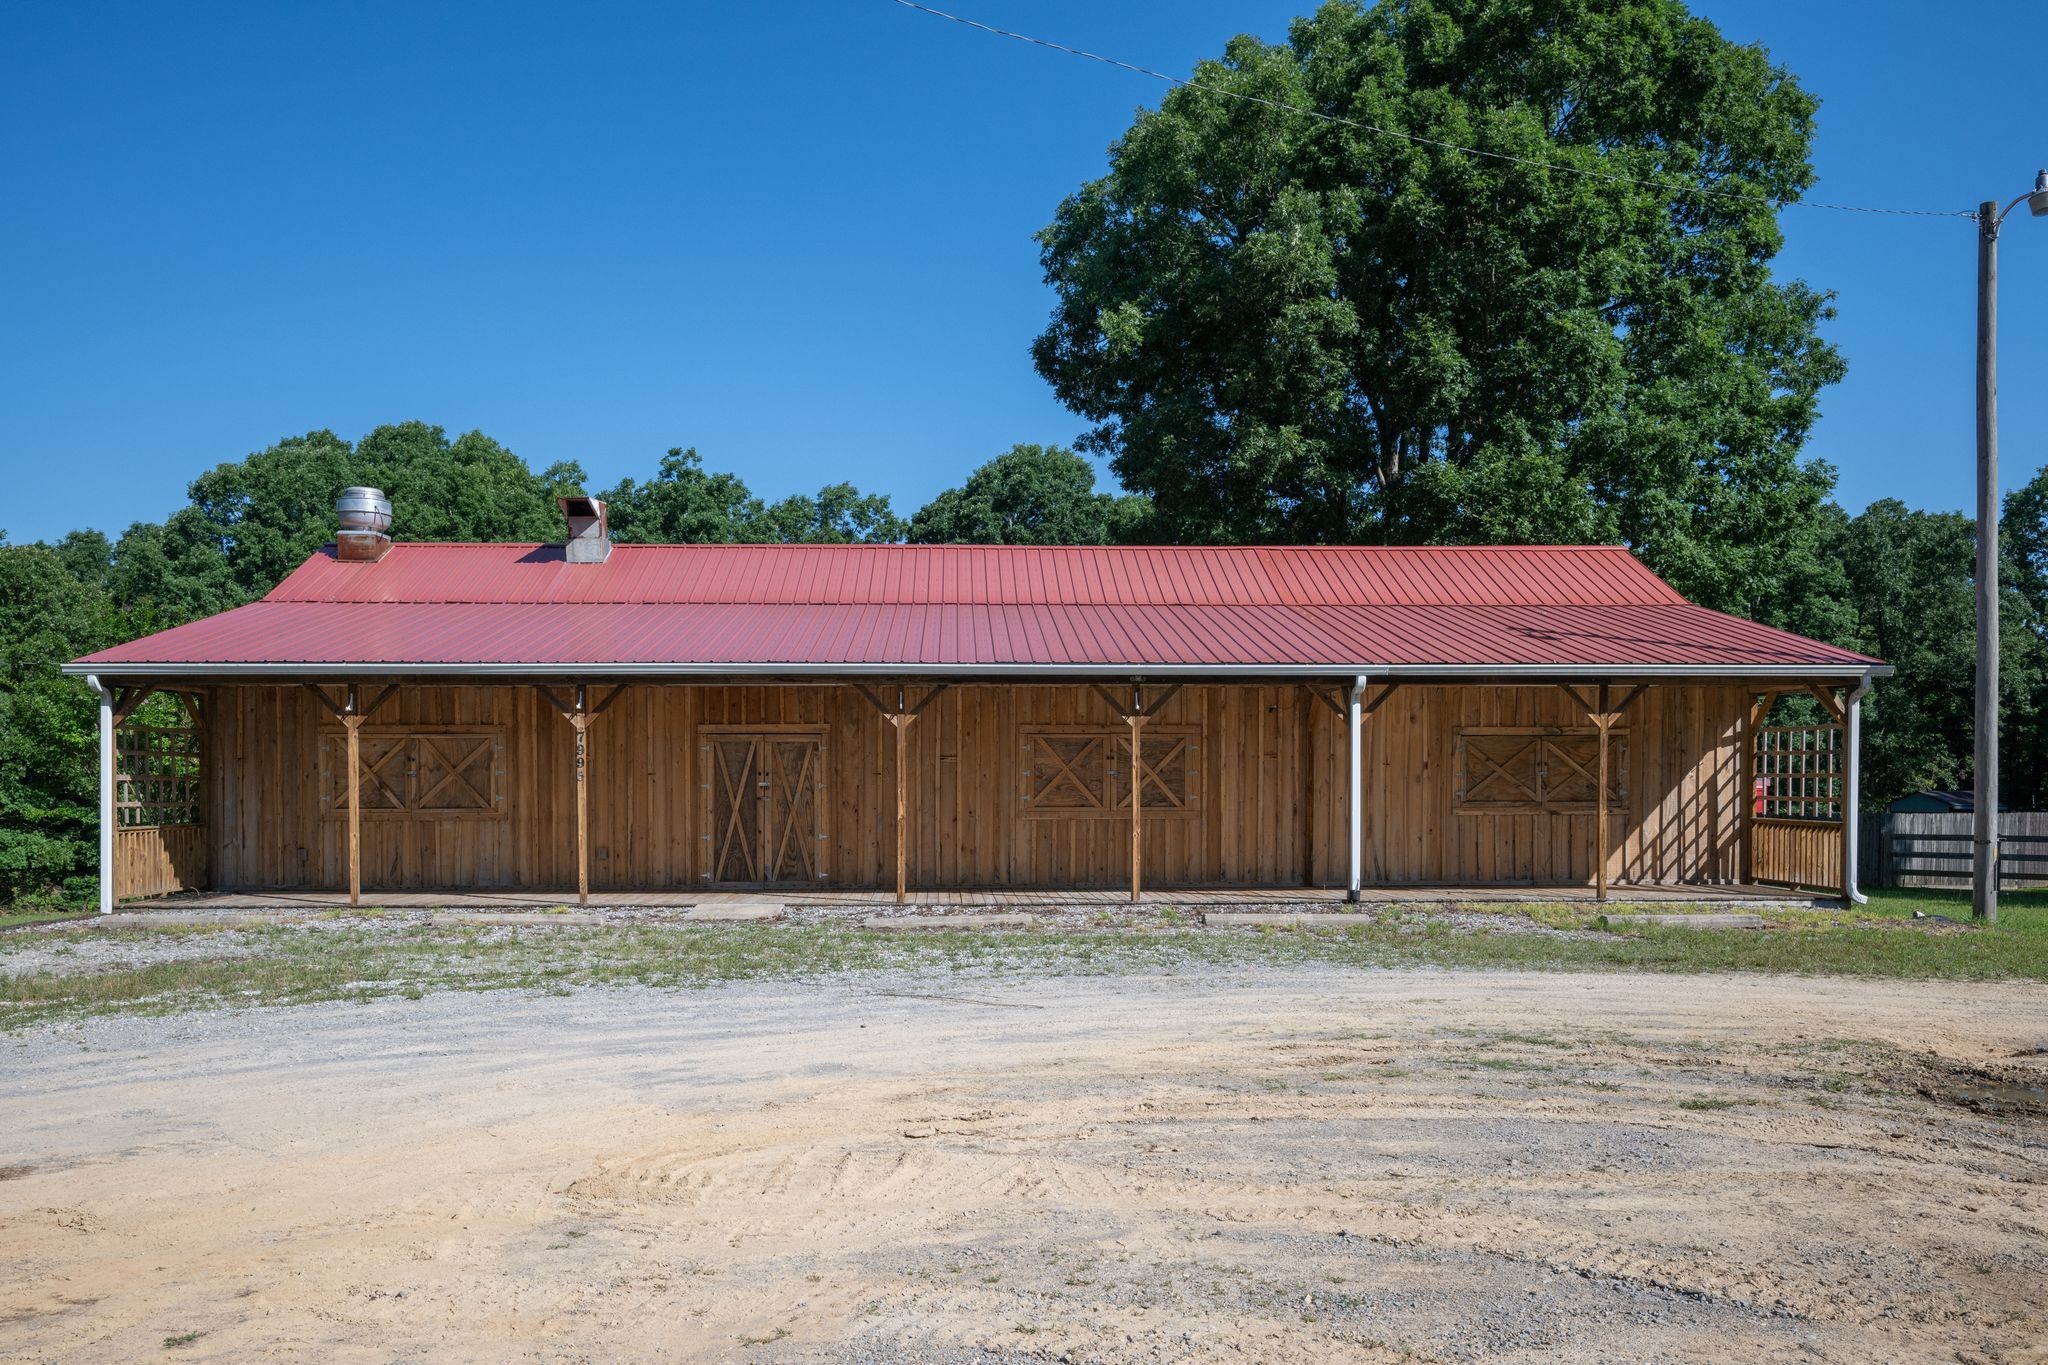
[1,1,2042,545]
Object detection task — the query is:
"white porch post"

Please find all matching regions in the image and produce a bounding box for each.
[88,675,114,914]
[1347,675,1366,903]
[1844,671,1874,905]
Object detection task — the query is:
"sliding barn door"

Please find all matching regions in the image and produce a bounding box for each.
[701,729,827,886]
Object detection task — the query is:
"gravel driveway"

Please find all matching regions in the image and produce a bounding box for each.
[2,966,2044,1362]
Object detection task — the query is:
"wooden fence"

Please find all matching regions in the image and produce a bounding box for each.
[1858,811,2048,890]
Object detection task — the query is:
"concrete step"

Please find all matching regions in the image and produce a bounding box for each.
[1202,911,1376,929]
[862,913,1038,931]
[1599,912,1766,930]
[427,911,611,927]
[684,906,784,923]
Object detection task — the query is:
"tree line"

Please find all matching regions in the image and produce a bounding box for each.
[1,0,2031,902]
[3,422,2042,904]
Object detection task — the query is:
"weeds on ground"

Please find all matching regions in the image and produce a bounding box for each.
[3,886,2046,1028]
[0,909,97,931]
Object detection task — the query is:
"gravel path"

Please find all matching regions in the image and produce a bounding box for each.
[2,966,2044,1362]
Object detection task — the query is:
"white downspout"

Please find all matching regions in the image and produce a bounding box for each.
[1347,674,1368,903]
[85,675,114,915]
[1844,670,1875,905]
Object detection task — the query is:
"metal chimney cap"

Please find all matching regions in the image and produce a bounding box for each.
[336,486,393,534]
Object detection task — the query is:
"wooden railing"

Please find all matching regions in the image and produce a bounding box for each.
[114,824,207,899]
[1751,817,1843,892]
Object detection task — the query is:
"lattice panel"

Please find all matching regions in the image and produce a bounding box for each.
[1755,724,1841,821]
[116,723,201,828]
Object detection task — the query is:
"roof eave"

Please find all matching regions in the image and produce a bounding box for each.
[61,660,1893,682]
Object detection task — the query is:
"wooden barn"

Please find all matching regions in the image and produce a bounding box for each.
[66,494,1888,911]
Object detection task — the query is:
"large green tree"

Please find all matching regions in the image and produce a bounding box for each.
[602,447,904,544]
[1798,498,2046,808]
[908,444,1152,545]
[0,538,123,903]
[1032,0,1844,611]
[758,483,906,545]
[353,422,588,544]
[80,424,593,624]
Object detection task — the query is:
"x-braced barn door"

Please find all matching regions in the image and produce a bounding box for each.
[700,729,828,885]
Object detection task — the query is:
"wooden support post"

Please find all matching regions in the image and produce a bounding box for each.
[1127,711,1146,903]
[538,683,625,907]
[1085,682,1181,904]
[852,682,947,905]
[343,684,362,908]
[573,686,592,906]
[891,708,914,905]
[302,682,393,907]
[1298,685,1316,887]
[1347,681,1362,903]
[1594,682,1610,902]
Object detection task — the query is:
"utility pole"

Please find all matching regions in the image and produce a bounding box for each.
[1976,198,2000,924]
[1973,171,2048,925]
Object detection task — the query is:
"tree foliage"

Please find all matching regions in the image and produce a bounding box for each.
[0,539,123,903]
[603,448,904,544]
[0,427,909,904]
[1032,0,1843,613]
[908,444,1152,545]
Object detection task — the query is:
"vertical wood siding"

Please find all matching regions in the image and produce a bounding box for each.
[199,682,1757,893]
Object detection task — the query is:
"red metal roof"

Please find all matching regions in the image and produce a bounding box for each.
[261,542,1688,607]
[70,543,1881,677]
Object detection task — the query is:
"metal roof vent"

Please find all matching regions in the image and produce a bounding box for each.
[559,495,611,563]
[335,486,393,562]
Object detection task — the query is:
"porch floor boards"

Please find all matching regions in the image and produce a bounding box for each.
[120,882,1835,912]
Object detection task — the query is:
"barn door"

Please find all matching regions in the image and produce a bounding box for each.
[702,730,826,885]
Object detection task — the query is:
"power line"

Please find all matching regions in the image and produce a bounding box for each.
[888,0,1976,221]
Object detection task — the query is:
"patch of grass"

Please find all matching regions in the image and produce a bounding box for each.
[162,1331,205,1348]
[0,909,96,931]
[1456,1056,1559,1073]
[736,1326,789,1346]
[1492,1030,1576,1048]
[1465,901,1605,931]
[5,887,2048,1029]
[1677,1097,1739,1111]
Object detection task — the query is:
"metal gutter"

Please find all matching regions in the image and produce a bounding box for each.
[1843,668,1877,905]
[60,660,1893,681]
[1347,674,1374,903]
[84,675,113,915]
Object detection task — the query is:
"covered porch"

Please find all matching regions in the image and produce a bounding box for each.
[112,881,1836,914]
[86,674,1873,912]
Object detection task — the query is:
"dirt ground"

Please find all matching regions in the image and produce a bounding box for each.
[3,966,2045,1363]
